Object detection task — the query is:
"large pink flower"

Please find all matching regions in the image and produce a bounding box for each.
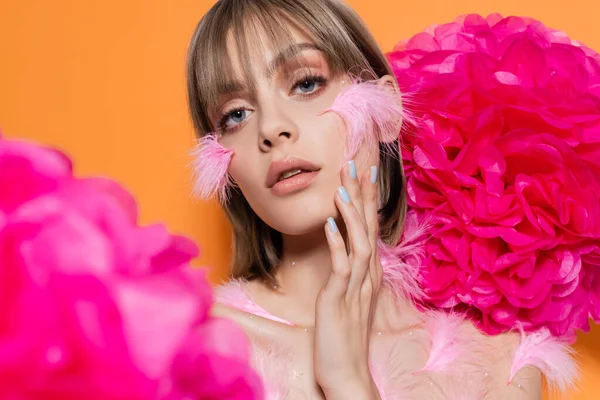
[0,136,262,399]
[387,14,600,339]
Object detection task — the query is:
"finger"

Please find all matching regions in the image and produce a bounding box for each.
[361,166,379,245]
[362,165,383,289]
[334,185,371,298]
[369,250,382,320]
[341,159,366,226]
[321,217,351,303]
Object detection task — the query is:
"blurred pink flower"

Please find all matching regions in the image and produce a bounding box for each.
[0,136,262,399]
[164,318,264,400]
[388,14,600,339]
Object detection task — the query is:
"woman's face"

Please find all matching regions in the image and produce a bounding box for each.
[212,21,381,235]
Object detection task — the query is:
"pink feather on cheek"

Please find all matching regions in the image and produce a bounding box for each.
[191,134,234,203]
[317,79,406,163]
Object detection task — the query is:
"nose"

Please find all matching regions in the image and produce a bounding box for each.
[257,102,299,152]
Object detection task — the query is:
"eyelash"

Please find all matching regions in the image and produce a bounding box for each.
[216,74,329,133]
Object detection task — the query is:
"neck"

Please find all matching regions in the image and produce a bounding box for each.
[273,224,346,327]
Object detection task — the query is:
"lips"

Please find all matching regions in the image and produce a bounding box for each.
[266,157,320,188]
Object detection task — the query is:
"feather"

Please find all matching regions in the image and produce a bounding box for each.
[214,280,295,326]
[419,310,465,372]
[379,211,430,302]
[508,327,578,393]
[250,340,292,400]
[190,133,234,203]
[369,326,429,400]
[317,78,409,163]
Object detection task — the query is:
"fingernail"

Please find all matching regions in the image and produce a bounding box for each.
[348,160,357,179]
[337,186,350,204]
[327,217,338,233]
[370,166,378,184]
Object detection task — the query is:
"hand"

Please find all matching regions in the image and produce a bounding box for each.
[314,160,383,400]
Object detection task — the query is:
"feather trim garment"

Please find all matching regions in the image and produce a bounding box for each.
[214,216,578,399]
[215,278,577,400]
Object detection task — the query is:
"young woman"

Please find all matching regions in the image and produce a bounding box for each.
[186,1,583,399]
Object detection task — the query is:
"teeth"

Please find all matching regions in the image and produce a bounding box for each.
[279,169,303,181]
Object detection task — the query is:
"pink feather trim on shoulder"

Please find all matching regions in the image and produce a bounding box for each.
[190,134,234,203]
[214,280,295,326]
[379,211,429,302]
[508,327,578,393]
[249,341,293,400]
[419,311,466,373]
[317,79,407,162]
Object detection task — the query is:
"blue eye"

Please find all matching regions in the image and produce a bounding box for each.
[292,74,327,95]
[230,109,246,123]
[298,79,316,93]
[218,108,249,131]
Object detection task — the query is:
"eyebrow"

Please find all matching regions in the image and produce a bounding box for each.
[216,42,323,96]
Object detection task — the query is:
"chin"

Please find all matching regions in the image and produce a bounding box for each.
[256,190,339,236]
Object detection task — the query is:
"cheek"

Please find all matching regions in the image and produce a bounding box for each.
[313,111,382,179]
[228,154,261,194]
[227,151,274,220]
[315,111,381,181]
[309,112,347,164]
[224,129,261,191]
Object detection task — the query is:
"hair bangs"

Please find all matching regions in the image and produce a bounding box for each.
[189,1,332,135]
[188,0,383,136]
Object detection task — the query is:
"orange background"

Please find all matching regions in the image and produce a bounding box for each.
[1,0,598,397]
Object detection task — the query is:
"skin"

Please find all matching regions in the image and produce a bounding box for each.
[209,17,542,400]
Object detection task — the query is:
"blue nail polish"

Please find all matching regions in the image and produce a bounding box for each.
[327,217,338,233]
[338,186,350,204]
[348,160,357,179]
[370,166,378,184]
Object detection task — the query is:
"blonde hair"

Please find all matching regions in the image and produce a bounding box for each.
[187,0,407,285]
